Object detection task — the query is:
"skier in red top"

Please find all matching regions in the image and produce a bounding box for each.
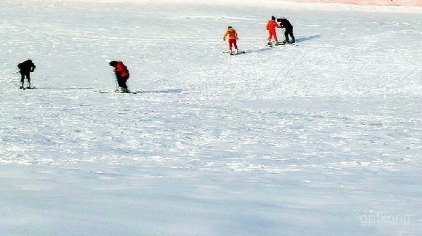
[223,26,239,55]
[266,16,281,46]
[109,61,130,93]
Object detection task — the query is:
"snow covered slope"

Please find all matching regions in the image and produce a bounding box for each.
[0,1,421,235]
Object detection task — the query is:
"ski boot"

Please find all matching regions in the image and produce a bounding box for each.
[117,87,129,93]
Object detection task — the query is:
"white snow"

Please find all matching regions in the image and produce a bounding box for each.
[1,0,421,235]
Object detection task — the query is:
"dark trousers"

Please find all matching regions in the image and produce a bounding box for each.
[284,27,295,43]
[116,75,128,89]
[20,71,31,84]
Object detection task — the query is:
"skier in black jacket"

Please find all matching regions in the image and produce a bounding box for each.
[277,18,295,44]
[17,59,36,89]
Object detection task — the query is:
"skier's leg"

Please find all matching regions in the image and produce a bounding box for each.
[230,39,237,53]
[284,30,289,43]
[20,73,25,88]
[26,73,31,88]
[268,32,273,45]
[274,32,278,44]
[116,75,124,91]
[289,27,295,43]
[122,76,129,92]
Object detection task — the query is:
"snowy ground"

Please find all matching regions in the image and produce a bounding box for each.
[1,1,421,235]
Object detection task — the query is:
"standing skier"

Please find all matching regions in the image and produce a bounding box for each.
[109,61,130,93]
[223,26,239,55]
[277,17,295,44]
[266,16,281,46]
[17,59,36,89]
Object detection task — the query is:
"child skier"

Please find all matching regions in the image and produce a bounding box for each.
[277,17,295,44]
[266,16,281,46]
[17,59,36,89]
[109,61,130,93]
[223,26,239,55]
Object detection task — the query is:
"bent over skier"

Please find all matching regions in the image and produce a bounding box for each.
[17,59,36,89]
[223,26,239,55]
[277,17,295,44]
[109,61,130,93]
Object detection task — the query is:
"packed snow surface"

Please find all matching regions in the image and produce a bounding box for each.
[0,0,421,235]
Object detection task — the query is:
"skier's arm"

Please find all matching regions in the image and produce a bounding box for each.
[31,64,36,72]
[278,22,284,28]
[223,31,228,41]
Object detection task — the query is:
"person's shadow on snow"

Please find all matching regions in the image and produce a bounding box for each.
[248,47,273,54]
[296,33,321,43]
[246,34,320,54]
[138,88,183,94]
[37,87,94,90]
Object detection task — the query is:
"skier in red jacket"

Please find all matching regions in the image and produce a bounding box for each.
[109,61,130,93]
[223,26,239,55]
[266,16,281,46]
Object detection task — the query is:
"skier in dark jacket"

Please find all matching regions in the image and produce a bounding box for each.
[109,61,130,93]
[17,59,36,89]
[277,18,295,44]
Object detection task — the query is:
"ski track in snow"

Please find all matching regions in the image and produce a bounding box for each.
[0,2,421,236]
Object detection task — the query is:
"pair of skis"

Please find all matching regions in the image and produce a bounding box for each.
[267,41,298,47]
[19,86,35,90]
[223,50,247,56]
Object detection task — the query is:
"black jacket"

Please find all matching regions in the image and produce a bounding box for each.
[277,18,293,29]
[18,60,36,73]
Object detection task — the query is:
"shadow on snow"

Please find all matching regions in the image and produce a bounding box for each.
[137,88,183,94]
[248,47,273,54]
[296,33,321,43]
[36,87,94,91]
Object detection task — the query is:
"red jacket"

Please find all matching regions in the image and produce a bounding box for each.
[115,62,129,77]
[224,29,238,40]
[266,20,280,32]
